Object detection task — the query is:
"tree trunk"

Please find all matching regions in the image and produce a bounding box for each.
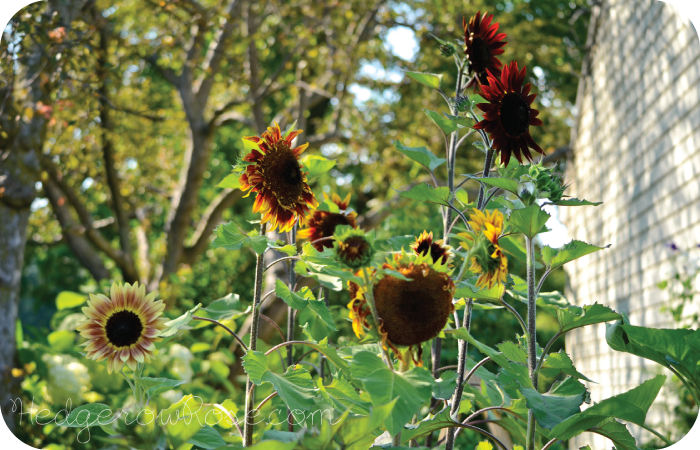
[0,147,41,431]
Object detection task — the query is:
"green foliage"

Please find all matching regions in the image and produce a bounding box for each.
[395,140,447,172]
[405,71,443,90]
[351,351,435,435]
[508,205,551,238]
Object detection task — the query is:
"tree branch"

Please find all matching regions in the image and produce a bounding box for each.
[93,6,138,283]
[40,156,131,272]
[195,0,241,106]
[182,188,243,264]
[43,178,111,281]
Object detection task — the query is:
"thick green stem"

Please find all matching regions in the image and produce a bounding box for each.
[476,148,494,209]
[445,299,473,450]
[286,224,297,431]
[526,236,538,450]
[243,223,267,447]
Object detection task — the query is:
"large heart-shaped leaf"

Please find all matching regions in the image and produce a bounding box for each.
[394,140,446,172]
[399,183,453,207]
[549,375,666,440]
[541,240,609,270]
[508,204,550,238]
[405,71,442,90]
[351,351,435,436]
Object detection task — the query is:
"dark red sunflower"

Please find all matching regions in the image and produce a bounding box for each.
[239,123,318,232]
[474,61,544,166]
[463,11,507,90]
[297,193,358,250]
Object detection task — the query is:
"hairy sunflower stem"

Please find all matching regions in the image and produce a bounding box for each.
[476,148,495,210]
[445,299,473,450]
[525,235,538,450]
[243,222,267,447]
[286,224,297,432]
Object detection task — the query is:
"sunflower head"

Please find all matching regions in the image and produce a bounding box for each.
[411,230,454,266]
[473,61,544,166]
[463,11,507,90]
[458,209,508,289]
[298,193,358,250]
[333,227,376,270]
[373,251,456,351]
[76,282,167,373]
[239,123,319,232]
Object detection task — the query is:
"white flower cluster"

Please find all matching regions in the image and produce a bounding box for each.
[41,354,91,406]
[168,343,194,382]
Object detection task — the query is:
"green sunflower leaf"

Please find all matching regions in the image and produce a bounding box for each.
[394,140,446,172]
[241,351,319,412]
[405,71,443,90]
[400,183,453,207]
[187,426,227,450]
[61,403,114,427]
[302,154,336,179]
[160,304,202,338]
[217,172,241,190]
[424,109,462,135]
[518,382,585,430]
[549,375,666,441]
[400,407,457,444]
[56,291,86,310]
[211,222,273,255]
[508,204,550,238]
[199,293,250,321]
[140,377,187,399]
[587,418,638,450]
[553,198,602,207]
[541,240,609,270]
[558,303,621,333]
[351,351,435,436]
[473,177,520,195]
[276,279,309,309]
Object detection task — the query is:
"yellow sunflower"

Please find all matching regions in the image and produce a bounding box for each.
[410,230,454,266]
[76,282,167,373]
[458,209,508,289]
[239,123,318,232]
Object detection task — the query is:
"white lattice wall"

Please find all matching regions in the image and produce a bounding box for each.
[560,0,700,448]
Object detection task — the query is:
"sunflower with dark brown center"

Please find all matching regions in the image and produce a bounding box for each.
[457,209,509,289]
[239,123,318,232]
[298,193,358,250]
[411,230,454,266]
[463,11,507,90]
[348,252,455,365]
[473,61,544,166]
[76,282,167,373]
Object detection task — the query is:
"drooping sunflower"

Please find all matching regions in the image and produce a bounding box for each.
[76,282,167,373]
[348,251,455,365]
[298,193,358,250]
[458,209,508,289]
[239,123,318,232]
[347,280,372,339]
[411,230,453,266]
[463,11,507,90]
[474,60,544,166]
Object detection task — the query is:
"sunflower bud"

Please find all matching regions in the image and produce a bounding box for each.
[439,41,457,57]
[453,95,472,113]
[333,227,375,269]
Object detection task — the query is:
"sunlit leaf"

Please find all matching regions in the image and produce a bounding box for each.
[394,140,446,172]
[541,240,609,270]
[399,183,453,207]
[160,304,201,337]
[56,291,86,310]
[405,71,442,89]
[508,204,550,238]
[302,154,336,179]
